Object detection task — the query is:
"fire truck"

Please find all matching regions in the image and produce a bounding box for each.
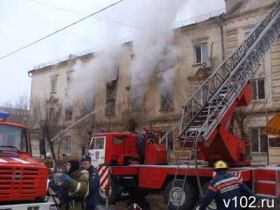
[0,112,54,210]
[88,1,280,209]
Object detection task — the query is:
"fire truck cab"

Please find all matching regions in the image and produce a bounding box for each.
[0,112,54,209]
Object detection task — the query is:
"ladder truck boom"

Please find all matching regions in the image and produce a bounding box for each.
[179,0,280,165]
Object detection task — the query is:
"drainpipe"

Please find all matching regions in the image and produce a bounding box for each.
[218,14,225,61]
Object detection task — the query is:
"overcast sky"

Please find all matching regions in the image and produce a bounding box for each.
[0,0,225,106]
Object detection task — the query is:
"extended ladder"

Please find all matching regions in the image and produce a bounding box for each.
[179,0,280,145]
[168,1,280,209]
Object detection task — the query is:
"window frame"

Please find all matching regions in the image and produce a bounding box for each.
[50,75,58,94]
[251,78,265,101]
[195,42,208,64]
[250,127,268,154]
[159,89,174,112]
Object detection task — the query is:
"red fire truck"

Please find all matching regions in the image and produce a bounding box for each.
[88,1,280,209]
[0,112,54,210]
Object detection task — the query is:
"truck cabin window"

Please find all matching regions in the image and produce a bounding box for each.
[90,137,105,149]
[0,126,28,152]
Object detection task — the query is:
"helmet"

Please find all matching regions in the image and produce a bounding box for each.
[214,160,228,170]
[46,152,51,158]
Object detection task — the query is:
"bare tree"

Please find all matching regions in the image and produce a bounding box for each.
[1,92,30,126]
[72,97,95,154]
[30,96,62,160]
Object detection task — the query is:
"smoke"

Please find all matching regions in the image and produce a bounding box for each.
[129,0,185,106]
[66,44,123,110]
[66,0,186,110]
[158,45,182,95]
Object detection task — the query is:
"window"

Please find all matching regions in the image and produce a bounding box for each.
[0,126,28,152]
[250,127,267,153]
[63,136,71,153]
[113,138,123,144]
[195,42,208,64]
[90,137,105,149]
[50,75,58,94]
[269,137,280,147]
[160,89,173,112]
[48,107,55,119]
[65,107,73,121]
[251,78,265,100]
[66,71,73,87]
[105,80,117,116]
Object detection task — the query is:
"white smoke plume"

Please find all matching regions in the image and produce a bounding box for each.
[66,0,186,110]
[66,44,123,110]
[129,0,185,106]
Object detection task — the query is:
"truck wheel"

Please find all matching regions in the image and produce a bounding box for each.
[99,179,120,204]
[163,179,198,210]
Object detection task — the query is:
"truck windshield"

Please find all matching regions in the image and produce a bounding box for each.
[0,126,28,152]
[90,137,105,149]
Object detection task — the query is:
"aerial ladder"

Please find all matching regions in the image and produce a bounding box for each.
[179,0,280,165]
[168,0,280,208]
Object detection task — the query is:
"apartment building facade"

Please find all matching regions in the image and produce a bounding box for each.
[29,0,279,163]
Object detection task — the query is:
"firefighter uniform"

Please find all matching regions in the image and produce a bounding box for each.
[198,160,254,210]
[85,165,100,210]
[60,169,90,210]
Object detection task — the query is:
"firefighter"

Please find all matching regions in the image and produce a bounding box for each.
[45,152,56,173]
[197,160,255,210]
[80,154,100,210]
[52,160,90,210]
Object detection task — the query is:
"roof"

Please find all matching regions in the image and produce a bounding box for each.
[28,51,94,76]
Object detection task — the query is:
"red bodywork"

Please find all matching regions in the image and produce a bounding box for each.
[92,132,167,165]
[0,121,48,203]
[188,83,252,165]
[92,83,278,199]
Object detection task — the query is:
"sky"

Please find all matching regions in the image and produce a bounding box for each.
[0,0,225,106]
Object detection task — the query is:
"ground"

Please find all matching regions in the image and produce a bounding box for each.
[96,194,280,210]
[97,194,165,210]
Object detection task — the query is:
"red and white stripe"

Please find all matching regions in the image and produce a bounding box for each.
[97,165,110,190]
[212,171,243,182]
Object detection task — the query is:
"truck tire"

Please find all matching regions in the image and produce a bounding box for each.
[163,179,198,210]
[99,179,120,204]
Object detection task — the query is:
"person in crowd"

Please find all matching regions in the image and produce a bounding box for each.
[80,154,100,210]
[51,159,89,210]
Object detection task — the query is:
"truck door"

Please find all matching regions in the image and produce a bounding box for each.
[89,136,106,167]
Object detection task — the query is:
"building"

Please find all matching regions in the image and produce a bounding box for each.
[28,0,279,164]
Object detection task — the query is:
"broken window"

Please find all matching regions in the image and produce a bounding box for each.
[160,89,173,112]
[195,42,208,64]
[65,107,73,121]
[251,78,265,100]
[105,80,117,116]
[250,127,267,153]
[50,75,58,94]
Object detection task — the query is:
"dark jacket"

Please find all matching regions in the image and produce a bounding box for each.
[86,165,100,210]
[199,171,254,210]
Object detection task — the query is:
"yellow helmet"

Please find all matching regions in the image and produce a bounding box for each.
[214,160,228,170]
